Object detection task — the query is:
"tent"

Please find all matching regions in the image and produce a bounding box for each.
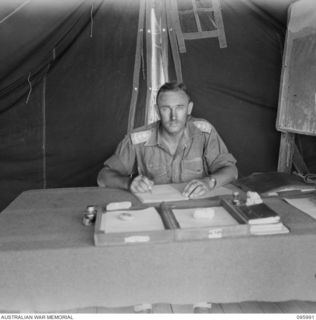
[0,0,315,211]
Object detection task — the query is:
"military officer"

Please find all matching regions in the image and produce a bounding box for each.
[97,82,237,198]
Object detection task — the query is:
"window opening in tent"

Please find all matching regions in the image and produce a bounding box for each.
[175,0,227,52]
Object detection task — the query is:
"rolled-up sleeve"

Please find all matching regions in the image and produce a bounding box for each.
[103,135,136,176]
[204,127,237,173]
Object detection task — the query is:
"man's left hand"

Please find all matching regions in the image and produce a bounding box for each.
[182,178,210,199]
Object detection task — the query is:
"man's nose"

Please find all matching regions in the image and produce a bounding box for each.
[170,109,176,120]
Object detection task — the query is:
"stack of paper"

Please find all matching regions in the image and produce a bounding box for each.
[134,183,240,204]
[250,222,289,235]
[235,203,289,235]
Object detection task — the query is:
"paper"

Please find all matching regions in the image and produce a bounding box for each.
[250,223,290,235]
[172,206,239,229]
[100,207,164,233]
[248,216,280,225]
[284,196,316,220]
[134,183,239,203]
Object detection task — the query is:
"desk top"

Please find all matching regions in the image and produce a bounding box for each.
[0,187,316,312]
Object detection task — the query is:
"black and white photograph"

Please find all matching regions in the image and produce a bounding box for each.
[0,0,316,318]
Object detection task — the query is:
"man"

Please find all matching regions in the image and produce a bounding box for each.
[98,82,238,198]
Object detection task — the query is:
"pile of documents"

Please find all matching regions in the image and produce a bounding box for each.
[249,222,289,235]
[236,202,289,235]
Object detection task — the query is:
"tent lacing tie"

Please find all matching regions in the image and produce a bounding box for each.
[26,72,32,104]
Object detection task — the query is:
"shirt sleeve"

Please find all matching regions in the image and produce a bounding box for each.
[204,127,237,173]
[103,134,137,176]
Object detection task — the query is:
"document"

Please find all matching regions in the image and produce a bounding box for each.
[100,207,164,233]
[134,183,239,204]
[284,196,316,220]
[250,222,289,235]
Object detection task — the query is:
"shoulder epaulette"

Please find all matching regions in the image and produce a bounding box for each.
[130,129,151,144]
[193,120,212,134]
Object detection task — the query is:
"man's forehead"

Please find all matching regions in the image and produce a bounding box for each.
[157,89,189,104]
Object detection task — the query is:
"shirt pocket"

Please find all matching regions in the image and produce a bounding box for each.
[181,157,204,182]
[146,162,168,184]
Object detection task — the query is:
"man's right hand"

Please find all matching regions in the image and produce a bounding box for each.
[130,175,154,193]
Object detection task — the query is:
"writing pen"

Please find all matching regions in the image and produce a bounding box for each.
[183,184,199,199]
[138,166,153,193]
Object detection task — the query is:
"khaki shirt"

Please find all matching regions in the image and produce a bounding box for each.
[104,117,236,184]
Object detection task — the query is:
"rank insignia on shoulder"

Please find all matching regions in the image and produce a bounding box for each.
[131,130,151,144]
[193,120,212,134]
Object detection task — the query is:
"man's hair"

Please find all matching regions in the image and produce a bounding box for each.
[156,82,191,104]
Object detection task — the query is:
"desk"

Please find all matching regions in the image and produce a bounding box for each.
[0,187,316,312]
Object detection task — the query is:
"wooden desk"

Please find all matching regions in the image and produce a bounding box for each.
[0,187,315,312]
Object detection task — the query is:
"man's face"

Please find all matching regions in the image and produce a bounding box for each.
[156,89,193,136]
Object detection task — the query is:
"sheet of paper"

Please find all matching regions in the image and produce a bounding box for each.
[134,183,239,203]
[284,196,316,220]
[100,207,164,233]
[250,223,289,235]
[172,206,239,229]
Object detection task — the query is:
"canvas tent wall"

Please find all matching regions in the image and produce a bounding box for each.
[0,0,314,211]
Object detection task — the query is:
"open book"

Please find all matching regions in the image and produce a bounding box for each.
[133,183,240,204]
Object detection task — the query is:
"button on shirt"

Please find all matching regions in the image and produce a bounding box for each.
[104,117,236,184]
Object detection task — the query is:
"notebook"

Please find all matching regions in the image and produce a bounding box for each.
[234,203,280,225]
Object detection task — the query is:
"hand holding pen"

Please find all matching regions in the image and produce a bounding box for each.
[182,178,213,199]
[130,174,154,193]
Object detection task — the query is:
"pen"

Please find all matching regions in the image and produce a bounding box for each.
[183,184,199,199]
[138,166,153,193]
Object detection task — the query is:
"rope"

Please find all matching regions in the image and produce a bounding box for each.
[26,73,32,104]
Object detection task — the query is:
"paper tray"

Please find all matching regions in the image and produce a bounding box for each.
[160,199,250,241]
[94,207,174,246]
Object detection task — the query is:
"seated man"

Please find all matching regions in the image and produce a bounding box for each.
[98,81,238,198]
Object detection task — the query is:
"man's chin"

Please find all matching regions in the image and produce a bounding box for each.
[165,125,182,134]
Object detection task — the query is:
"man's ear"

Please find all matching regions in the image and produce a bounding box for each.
[187,101,193,115]
[154,104,161,119]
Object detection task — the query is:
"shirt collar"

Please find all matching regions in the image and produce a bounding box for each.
[144,117,200,147]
